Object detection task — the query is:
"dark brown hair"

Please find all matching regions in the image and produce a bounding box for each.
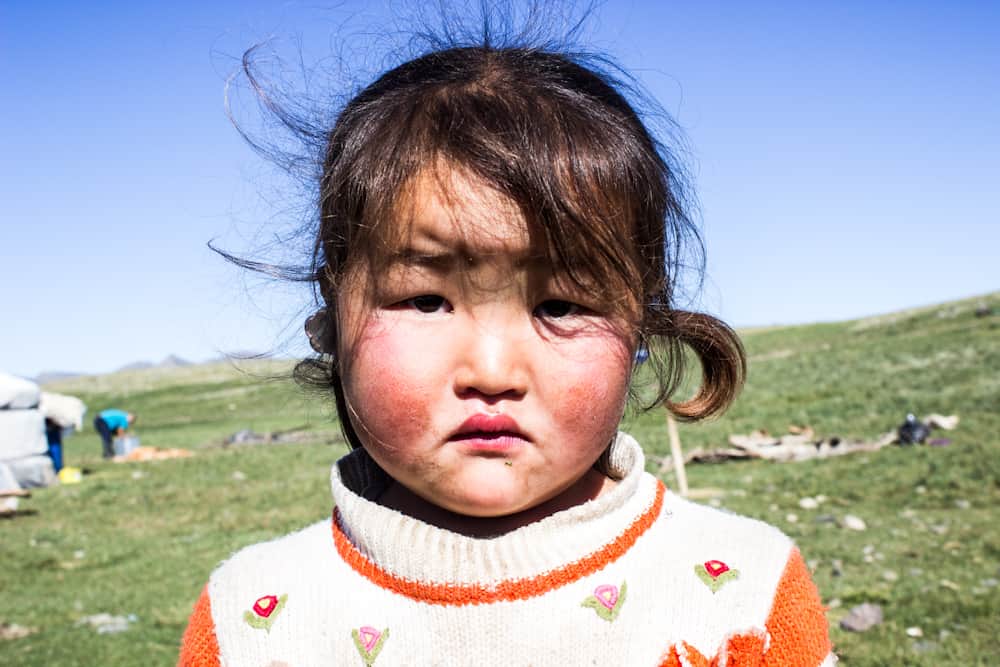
[224,24,745,451]
[288,44,746,451]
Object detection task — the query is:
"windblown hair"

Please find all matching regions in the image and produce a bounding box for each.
[227,20,745,451]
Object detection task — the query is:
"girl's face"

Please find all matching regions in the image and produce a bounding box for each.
[336,168,636,525]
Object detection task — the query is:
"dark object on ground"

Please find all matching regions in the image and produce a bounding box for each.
[840,603,884,633]
[974,303,993,318]
[898,414,930,445]
[667,427,898,465]
[223,426,329,447]
[651,413,959,467]
[226,428,267,445]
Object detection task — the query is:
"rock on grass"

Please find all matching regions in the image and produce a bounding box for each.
[840,603,884,632]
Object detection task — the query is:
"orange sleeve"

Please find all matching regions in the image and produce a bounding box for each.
[178,585,222,667]
[762,548,832,667]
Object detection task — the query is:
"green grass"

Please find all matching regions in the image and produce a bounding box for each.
[2,293,997,665]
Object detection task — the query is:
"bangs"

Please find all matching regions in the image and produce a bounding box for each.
[320,48,666,319]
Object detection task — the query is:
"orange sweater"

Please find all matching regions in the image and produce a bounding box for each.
[180,434,834,666]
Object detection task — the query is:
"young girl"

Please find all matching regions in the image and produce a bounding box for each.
[180,38,834,667]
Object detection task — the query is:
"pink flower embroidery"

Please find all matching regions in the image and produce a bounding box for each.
[352,625,389,664]
[594,584,619,609]
[581,581,627,621]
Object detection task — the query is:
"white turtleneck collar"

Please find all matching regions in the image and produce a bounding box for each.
[329,432,663,588]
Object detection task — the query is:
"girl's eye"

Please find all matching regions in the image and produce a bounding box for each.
[534,299,582,318]
[405,294,451,313]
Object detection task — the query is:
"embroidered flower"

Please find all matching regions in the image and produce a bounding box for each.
[695,560,740,593]
[581,581,627,621]
[253,596,279,617]
[243,594,287,632]
[352,625,389,665]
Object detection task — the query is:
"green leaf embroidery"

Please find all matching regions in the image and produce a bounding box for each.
[695,565,740,593]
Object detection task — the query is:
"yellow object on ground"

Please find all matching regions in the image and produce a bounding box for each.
[58,466,83,484]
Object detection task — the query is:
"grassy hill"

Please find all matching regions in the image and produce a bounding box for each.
[2,292,997,665]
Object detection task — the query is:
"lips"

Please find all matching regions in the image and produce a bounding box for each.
[450,413,529,451]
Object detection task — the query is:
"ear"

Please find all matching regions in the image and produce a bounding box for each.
[304,308,337,354]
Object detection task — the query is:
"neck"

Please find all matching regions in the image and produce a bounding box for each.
[376,467,616,537]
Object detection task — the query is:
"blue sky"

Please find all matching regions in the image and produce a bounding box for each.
[2,1,997,379]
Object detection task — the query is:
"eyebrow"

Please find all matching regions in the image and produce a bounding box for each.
[388,245,551,272]
[388,247,461,271]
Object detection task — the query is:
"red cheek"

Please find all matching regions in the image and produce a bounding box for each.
[556,351,627,431]
[569,379,618,426]
[348,333,434,439]
[563,381,596,417]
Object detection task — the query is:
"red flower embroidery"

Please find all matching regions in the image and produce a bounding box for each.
[253,595,279,618]
[704,560,730,578]
[695,560,739,593]
[244,593,288,632]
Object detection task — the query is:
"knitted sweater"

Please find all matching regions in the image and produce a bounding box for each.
[179,433,834,666]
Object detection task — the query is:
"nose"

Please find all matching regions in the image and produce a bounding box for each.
[453,314,529,401]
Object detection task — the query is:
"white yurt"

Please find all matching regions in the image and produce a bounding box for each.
[0,372,87,506]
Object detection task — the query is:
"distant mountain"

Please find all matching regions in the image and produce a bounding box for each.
[159,355,192,368]
[115,355,192,373]
[115,361,154,372]
[34,371,83,385]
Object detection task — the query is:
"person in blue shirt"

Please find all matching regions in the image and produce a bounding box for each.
[93,409,135,459]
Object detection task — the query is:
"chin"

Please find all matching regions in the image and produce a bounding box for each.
[445,495,525,519]
[437,483,530,519]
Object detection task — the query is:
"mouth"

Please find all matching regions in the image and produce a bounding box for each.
[450,413,530,453]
